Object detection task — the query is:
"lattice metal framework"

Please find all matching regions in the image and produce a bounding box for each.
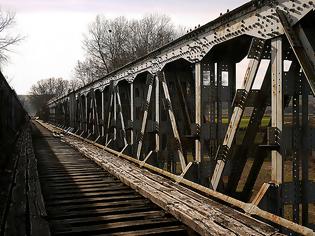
[48,0,315,233]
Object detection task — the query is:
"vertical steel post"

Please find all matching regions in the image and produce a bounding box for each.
[130,82,134,147]
[228,63,236,120]
[78,97,82,131]
[216,62,222,147]
[105,89,114,145]
[69,95,72,128]
[292,72,301,223]
[113,86,117,141]
[209,62,216,159]
[301,76,309,226]
[101,90,105,136]
[271,37,283,184]
[85,95,88,132]
[155,75,160,152]
[94,92,100,136]
[195,62,202,163]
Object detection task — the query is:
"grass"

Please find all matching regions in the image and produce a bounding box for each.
[219,116,271,129]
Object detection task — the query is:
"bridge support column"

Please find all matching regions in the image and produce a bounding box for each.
[113,85,117,141]
[155,75,159,153]
[105,83,114,145]
[130,82,134,154]
[116,87,128,146]
[195,62,201,163]
[85,96,88,133]
[101,90,105,137]
[271,37,283,185]
[80,96,84,133]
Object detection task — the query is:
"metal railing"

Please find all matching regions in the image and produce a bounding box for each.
[0,71,28,166]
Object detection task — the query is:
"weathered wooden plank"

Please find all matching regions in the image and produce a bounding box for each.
[47,198,152,212]
[46,194,142,206]
[39,174,114,181]
[0,153,19,233]
[148,173,276,235]
[37,121,286,236]
[1,126,50,236]
[45,181,122,189]
[65,137,265,235]
[44,181,119,189]
[26,129,51,236]
[45,189,134,201]
[41,177,111,185]
[53,125,282,236]
[44,185,126,195]
[50,210,164,226]
[95,154,263,236]
[94,225,187,236]
[4,138,27,236]
[54,217,181,235]
[47,205,157,220]
[39,171,105,177]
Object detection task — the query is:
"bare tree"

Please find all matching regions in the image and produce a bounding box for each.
[75,14,183,84]
[82,15,110,75]
[74,58,104,86]
[0,9,23,65]
[30,77,69,97]
[29,77,70,119]
[80,15,131,77]
[68,78,82,91]
[128,14,176,59]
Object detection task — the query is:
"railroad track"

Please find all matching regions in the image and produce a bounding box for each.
[32,122,195,235]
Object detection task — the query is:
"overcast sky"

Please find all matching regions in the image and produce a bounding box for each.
[1,0,249,94]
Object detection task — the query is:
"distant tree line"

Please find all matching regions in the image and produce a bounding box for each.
[0,7,185,118]
[28,14,184,118]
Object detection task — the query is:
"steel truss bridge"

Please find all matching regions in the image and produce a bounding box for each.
[1,0,315,235]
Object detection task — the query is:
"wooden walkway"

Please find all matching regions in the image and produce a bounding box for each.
[38,121,283,236]
[33,121,191,235]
